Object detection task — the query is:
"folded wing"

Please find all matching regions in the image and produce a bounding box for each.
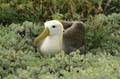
[62,21,85,53]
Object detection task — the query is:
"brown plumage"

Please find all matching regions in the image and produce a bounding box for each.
[61,21,85,53]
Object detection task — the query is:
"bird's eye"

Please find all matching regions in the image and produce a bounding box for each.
[52,25,56,28]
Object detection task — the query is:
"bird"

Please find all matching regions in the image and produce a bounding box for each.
[62,21,85,53]
[33,20,85,55]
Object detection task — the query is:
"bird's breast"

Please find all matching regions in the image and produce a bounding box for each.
[40,36,63,55]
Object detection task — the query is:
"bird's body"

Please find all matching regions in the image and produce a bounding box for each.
[63,22,85,53]
[40,35,63,55]
[33,20,85,55]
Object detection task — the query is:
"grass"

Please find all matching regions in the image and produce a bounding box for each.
[0,13,120,79]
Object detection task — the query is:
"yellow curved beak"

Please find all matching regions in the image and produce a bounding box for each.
[33,27,49,46]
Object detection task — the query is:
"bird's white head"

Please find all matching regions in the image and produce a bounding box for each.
[33,20,64,46]
[45,20,64,36]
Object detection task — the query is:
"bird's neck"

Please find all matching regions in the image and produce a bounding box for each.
[48,34,63,46]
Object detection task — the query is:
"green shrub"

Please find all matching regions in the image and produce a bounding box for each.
[85,13,120,55]
[0,0,119,24]
[0,14,120,79]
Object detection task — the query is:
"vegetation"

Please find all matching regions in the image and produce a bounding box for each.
[0,13,120,79]
[0,0,120,24]
[0,0,120,79]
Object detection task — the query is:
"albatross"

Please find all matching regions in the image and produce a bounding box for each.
[33,20,85,55]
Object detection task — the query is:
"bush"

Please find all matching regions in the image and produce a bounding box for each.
[0,14,120,79]
[85,13,120,55]
[0,0,119,24]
